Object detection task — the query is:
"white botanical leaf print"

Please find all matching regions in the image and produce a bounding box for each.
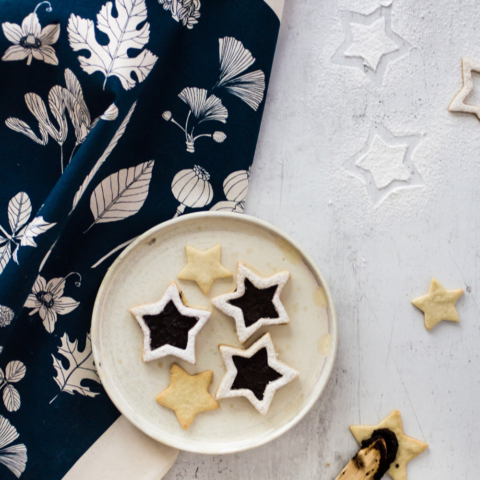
[0,415,27,478]
[51,333,100,399]
[0,244,12,276]
[0,306,14,328]
[6,69,117,173]
[216,37,265,111]
[0,193,56,274]
[86,159,155,231]
[163,89,228,153]
[71,101,137,213]
[24,273,81,333]
[20,216,55,248]
[8,193,32,237]
[0,361,25,412]
[1,2,60,66]
[67,0,158,90]
[179,88,228,124]
[171,165,213,217]
[159,0,200,29]
[3,385,20,412]
[5,362,26,384]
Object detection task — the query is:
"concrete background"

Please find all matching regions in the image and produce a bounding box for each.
[165,0,480,478]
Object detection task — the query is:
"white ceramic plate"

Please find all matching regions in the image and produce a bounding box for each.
[92,212,337,454]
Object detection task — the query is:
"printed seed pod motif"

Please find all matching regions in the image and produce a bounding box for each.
[171,165,214,217]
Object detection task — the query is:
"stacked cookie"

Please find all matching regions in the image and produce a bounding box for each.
[129,244,299,429]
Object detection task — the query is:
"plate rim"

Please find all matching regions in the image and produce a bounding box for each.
[92,211,338,454]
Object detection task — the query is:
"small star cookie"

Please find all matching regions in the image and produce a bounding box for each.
[211,262,290,343]
[156,364,219,429]
[350,410,428,480]
[178,244,232,294]
[411,278,463,330]
[448,58,480,120]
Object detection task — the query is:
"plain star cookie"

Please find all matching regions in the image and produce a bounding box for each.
[211,262,290,343]
[411,278,463,330]
[130,282,211,363]
[448,57,480,120]
[350,410,428,480]
[178,244,232,294]
[216,333,299,414]
[156,364,219,429]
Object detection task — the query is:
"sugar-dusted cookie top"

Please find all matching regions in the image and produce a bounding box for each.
[130,282,211,364]
[211,262,290,343]
[216,333,299,415]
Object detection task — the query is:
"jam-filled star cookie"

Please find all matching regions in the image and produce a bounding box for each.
[130,282,211,364]
[156,364,219,430]
[211,262,290,343]
[216,333,299,414]
[350,410,428,480]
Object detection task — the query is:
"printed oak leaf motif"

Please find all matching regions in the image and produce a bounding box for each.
[1,1,59,66]
[0,415,27,478]
[0,361,26,413]
[51,333,101,402]
[67,0,158,90]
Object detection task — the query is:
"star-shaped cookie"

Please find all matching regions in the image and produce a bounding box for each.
[216,333,299,414]
[156,364,219,429]
[448,58,480,119]
[350,410,428,480]
[130,282,211,363]
[211,262,290,343]
[411,278,463,330]
[178,244,232,294]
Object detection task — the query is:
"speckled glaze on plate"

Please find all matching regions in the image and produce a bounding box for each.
[91,212,337,454]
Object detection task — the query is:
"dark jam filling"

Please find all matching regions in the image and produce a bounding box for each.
[360,428,399,480]
[231,348,282,400]
[228,278,279,327]
[143,300,197,350]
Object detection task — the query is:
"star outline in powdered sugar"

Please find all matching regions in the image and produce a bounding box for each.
[130,282,212,364]
[211,262,290,344]
[216,333,299,415]
[343,123,424,206]
[331,4,411,85]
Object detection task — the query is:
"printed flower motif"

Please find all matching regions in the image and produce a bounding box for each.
[0,306,14,328]
[159,0,201,29]
[163,87,228,153]
[24,273,81,333]
[0,415,27,478]
[171,165,213,217]
[2,2,59,66]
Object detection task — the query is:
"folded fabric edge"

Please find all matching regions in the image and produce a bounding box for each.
[62,415,179,480]
[264,0,285,20]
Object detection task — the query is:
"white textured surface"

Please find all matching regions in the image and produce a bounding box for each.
[165,0,480,478]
